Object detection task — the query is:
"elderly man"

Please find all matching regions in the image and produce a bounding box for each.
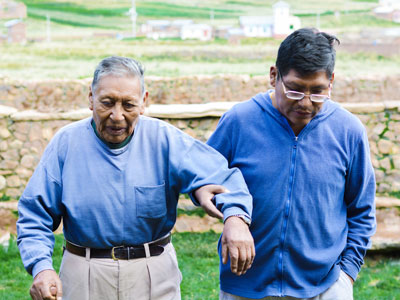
[17,56,254,300]
[207,28,376,299]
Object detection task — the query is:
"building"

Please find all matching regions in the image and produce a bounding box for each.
[4,18,25,43]
[374,0,400,23]
[181,23,212,41]
[141,19,193,40]
[0,0,26,19]
[0,1,26,43]
[273,1,301,37]
[239,16,273,37]
[238,1,301,38]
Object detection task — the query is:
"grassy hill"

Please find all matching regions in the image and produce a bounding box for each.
[1,0,400,80]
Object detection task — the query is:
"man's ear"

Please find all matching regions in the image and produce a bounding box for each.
[330,72,335,85]
[89,86,94,111]
[140,90,149,115]
[270,66,278,88]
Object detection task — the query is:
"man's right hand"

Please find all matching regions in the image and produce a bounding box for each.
[30,269,62,300]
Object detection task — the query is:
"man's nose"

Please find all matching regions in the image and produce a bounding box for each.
[110,104,124,121]
[298,94,313,105]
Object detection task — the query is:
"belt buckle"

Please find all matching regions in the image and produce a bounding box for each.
[111,246,124,261]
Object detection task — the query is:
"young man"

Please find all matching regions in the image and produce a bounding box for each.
[208,28,376,299]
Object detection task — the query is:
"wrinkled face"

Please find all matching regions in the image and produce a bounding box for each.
[89,75,147,144]
[270,67,333,135]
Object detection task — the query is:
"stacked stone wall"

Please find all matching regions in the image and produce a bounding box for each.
[1,75,400,112]
[1,101,400,199]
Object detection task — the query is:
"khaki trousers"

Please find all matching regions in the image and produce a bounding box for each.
[59,243,182,300]
[220,270,353,300]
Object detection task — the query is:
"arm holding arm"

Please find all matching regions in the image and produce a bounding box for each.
[177,138,254,275]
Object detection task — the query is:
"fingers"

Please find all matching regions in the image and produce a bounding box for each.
[54,276,63,299]
[221,239,229,265]
[207,184,229,194]
[30,270,62,300]
[228,245,239,274]
[201,200,224,219]
[222,216,255,276]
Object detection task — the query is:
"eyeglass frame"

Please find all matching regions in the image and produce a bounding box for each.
[278,71,331,103]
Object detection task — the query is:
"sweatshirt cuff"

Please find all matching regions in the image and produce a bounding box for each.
[188,191,200,206]
[32,259,54,279]
[223,207,251,224]
[340,259,360,282]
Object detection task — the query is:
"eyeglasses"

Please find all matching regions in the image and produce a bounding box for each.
[279,71,331,103]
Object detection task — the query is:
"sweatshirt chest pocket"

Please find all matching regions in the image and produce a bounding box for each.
[135,182,167,219]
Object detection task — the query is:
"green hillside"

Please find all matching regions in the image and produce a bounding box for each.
[1,0,399,79]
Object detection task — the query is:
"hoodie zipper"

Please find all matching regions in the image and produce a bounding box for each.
[278,135,298,296]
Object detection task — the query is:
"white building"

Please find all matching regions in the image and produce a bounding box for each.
[141,19,193,40]
[273,1,301,36]
[239,16,273,37]
[180,23,212,41]
[238,1,301,38]
[374,0,400,22]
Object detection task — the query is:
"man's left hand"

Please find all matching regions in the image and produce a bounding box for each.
[221,216,255,276]
[194,184,227,219]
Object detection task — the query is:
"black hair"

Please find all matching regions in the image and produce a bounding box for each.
[276,28,340,80]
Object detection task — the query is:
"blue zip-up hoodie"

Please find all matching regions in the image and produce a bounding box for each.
[207,92,376,299]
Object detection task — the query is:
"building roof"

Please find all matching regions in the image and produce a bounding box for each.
[239,16,274,26]
[273,1,290,9]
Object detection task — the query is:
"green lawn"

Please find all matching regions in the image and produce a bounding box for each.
[1,232,399,300]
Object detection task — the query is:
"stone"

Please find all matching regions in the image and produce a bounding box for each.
[6,175,21,188]
[379,156,392,170]
[6,188,21,199]
[0,175,6,190]
[371,156,379,169]
[375,197,400,208]
[1,149,20,162]
[13,131,27,141]
[374,169,385,183]
[30,146,39,154]
[393,155,400,170]
[42,127,53,141]
[372,123,386,136]
[20,154,35,169]
[9,140,23,150]
[20,148,29,156]
[16,167,33,179]
[369,142,378,156]
[356,114,370,125]
[0,158,18,170]
[389,121,400,134]
[384,130,396,141]
[29,127,42,141]
[378,139,394,155]
[0,141,8,152]
[0,128,11,139]
[377,182,391,193]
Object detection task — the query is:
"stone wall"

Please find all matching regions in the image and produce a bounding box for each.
[1,75,400,112]
[1,101,400,199]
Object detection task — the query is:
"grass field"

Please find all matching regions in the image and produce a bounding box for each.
[1,0,399,80]
[0,232,399,300]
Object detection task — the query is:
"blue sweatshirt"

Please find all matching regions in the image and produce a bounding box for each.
[207,92,376,299]
[17,116,252,278]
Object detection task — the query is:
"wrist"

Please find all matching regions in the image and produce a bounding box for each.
[225,214,251,226]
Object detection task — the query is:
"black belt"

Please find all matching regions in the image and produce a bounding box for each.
[65,234,171,260]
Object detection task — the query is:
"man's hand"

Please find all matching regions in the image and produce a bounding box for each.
[345,272,354,285]
[194,184,227,219]
[222,216,255,276]
[30,269,62,300]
